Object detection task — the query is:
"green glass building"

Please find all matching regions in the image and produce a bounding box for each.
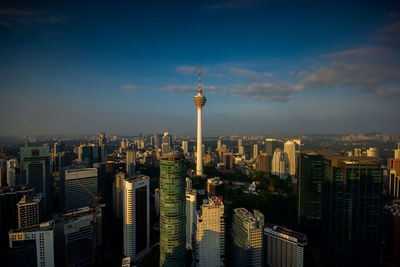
[323,157,382,266]
[298,152,329,225]
[159,152,186,266]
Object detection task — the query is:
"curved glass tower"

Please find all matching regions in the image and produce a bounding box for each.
[159,152,186,266]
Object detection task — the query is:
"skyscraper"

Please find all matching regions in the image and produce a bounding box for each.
[186,188,196,250]
[17,194,42,229]
[160,152,186,266]
[62,168,98,212]
[123,175,150,263]
[253,144,258,159]
[256,153,271,173]
[265,139,277,156]
[162,132,171,155]
[20,146,52,215]
[206,177,225,199]
[231,208,264,267]
[271,148,288,179]
[194,197,225,267]
[298,152,326,226]
[284,140,297,177]
[193,70,206,176]
[113,172,125,218]
[126,150,136,177]
[182,141,189,155]
[0,185,35,260]
[323,156,382,266]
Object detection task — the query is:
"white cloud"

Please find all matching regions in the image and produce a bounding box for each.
[230,68,261,79]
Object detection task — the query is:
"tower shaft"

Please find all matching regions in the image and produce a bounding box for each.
[196,107,203,176]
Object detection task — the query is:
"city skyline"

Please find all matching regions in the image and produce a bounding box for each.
[1,1,400,136]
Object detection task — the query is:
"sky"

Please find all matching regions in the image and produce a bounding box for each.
[0,0,399,136]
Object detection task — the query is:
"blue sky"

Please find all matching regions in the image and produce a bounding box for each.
[0,0,399,136]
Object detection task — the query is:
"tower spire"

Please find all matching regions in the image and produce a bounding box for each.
[198,68,202,95]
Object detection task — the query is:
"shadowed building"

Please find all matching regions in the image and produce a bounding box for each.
[322,155,382,266]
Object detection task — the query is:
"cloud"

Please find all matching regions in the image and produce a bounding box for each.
[160,85,193,92]
[121,85,141,91]
[374,21,400,43]
[231,82,303,102]
[389,12,400,18]
[374,87,400,98]
[205,0,261,10]
[0,7,66,27]
[177,66,198,75]
[230,68,261,79]
[264,72,275,78]
[299,46,400,93]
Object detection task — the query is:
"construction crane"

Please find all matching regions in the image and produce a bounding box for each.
[74,178,102,264]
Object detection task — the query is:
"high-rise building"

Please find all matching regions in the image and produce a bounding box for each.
[78,145,93,167]
[256,153,271,173]
[17,194,42,229]
[271,149,288,179]
[284,140,297,177]
[323,156,382,266]
[162,132,171,155]
[113,172,125,217]
[8,220,55,267]
[194,197,225,267]
[186,188,196,250]
[223,153,233,170]
[206,177,225,199]
[238,138,243,149]
[123,175,150,263]
[58,206,103,266]
[253,144,258,159]
[265,139,277,156]
[53,141,65,155]
[159,152,186,266]
[7,158,18,187]
[298,152,327,226]
[217,139,222,150]
[264,224,307,267]
[193,70,206,176]
[20,146,52,215]
[182,141,189,155]
[126,150,136,177]
[152,134,162,148]
[62,168,98,212]
[238,146,244,155]
[231,208,264,267]
[0,185,35,260]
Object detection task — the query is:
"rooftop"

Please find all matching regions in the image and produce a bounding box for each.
[264,223,307,245]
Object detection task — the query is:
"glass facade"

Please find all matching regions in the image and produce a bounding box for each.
[324,159,382,266]
[159,153,186,267]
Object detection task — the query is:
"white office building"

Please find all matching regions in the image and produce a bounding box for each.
[271,149,289,179]
[123,175,150,263]
[284,140,297,177]
[182,141,189,154]
[194,197,225,267]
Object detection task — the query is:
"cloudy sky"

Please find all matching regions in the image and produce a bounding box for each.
[0,0,399,136]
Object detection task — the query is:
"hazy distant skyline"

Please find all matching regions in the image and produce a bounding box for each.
[1,0,399,136]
